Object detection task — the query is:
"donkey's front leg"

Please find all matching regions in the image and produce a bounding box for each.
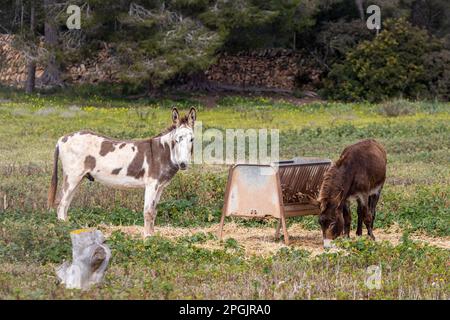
[143,182,158,238]
[342,202,351,238]
[143,182,167,238]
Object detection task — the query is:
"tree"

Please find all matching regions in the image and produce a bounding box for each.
[355,0,364,20]
[77,1,223,94]
[410,0,450,36]
[41,0,62,86]
[199,0,320,52]
[25,1,36,93]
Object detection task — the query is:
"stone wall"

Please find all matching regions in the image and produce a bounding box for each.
[0,34,45,87]
[0,34,119,88]
[0,34,318,92]
[206,49,303,91]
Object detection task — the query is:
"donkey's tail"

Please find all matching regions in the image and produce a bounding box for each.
[47,145,59,209]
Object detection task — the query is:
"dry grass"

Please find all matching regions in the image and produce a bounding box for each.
[1,94,449,299]
[99,221,450,258]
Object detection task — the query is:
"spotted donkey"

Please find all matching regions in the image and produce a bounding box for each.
[48,107,196,237]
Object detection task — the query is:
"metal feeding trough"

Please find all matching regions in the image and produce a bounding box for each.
[218,157,332,245]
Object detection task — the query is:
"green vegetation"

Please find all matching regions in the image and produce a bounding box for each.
[1,228,448,299]
[2,1,450,97]
[323,19,450,101]
[0,91,449,299]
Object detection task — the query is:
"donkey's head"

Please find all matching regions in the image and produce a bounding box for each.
[315,165,345,248]
[317,195,344,248]
[169,107,196,170]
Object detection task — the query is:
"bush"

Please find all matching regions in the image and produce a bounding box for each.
[322,18,449,101]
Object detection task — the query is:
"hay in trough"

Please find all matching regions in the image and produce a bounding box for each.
[281,184,314,204]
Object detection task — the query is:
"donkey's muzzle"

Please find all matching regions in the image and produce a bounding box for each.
[323,238,335,249]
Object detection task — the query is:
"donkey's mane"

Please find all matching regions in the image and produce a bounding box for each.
[318,162,344,207]
[318,150,350,203]
[152,115,191,139]
[319,164,336,200]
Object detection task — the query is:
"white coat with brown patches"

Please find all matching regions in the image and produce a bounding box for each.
[48,107,196,237]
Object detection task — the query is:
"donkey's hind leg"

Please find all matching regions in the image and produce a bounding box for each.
[57,173,83,221]
[360,194,375,240]
[356,198,363,236]
[369,188,382,229]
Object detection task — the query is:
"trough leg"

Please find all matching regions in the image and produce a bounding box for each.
[281,213,289,245]
[218,212,226,241]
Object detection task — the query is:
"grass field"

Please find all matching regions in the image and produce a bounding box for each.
[0,89,449,299]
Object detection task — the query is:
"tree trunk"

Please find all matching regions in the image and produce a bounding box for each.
[56,229,111,290]
[41,0,62,86]
[355,0,365,21]
[25,61,36,93]
[25,3,36,94]
[183,71,216,92]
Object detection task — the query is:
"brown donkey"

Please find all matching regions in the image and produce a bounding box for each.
[48,107,196,238]
[316,139,387,248]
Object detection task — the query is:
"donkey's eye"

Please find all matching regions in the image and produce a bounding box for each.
[190,138,194,142]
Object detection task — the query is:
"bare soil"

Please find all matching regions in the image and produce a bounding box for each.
[99,222,450,257]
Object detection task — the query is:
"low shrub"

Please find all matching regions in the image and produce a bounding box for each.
[377,99,416,117]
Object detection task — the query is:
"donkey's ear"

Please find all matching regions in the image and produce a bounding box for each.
[172,107,180,126]
[187,107,196,127]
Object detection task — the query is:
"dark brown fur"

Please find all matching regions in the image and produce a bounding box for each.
[148,137,178,183]
[111,168,122,175]
[318,139,387,240]
[126,141,148,178]
[125,137,178,182]
[84,155,96,170]
[124,112,192,181]
[99,141,116,156]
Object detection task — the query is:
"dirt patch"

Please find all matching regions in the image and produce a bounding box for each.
[99,222,450,257]
[375,223,450,249]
